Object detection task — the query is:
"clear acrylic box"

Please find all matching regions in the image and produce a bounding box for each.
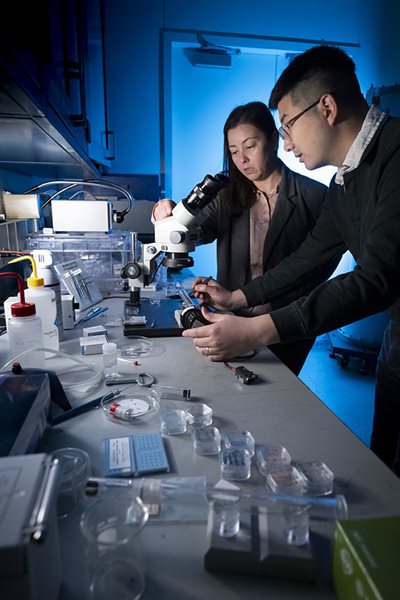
[295,461,334,496]
[192,426,221,455]
[185,403,213,429]
[219,448,251,481]
[223,430,255,457]
[256,444,291,475]
[266,464,306,496]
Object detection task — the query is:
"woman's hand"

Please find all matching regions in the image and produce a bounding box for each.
[182,308,280,361]
[151,199,176,224]
[192,277,233,310]
[192,278,247,312]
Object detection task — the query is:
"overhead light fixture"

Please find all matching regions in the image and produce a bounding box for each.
[184,35,241,69]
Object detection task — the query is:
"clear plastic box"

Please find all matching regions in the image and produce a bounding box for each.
[266,465,306,496]
[219,448,251,481]
[295,461,334,496]
[192,426,221,455]
[256,444,291,475]
[25,231,131,296]
[185,403,213,429]
[160,409,187,435]
[223,430,255,457]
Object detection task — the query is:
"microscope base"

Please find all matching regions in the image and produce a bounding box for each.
[123,298,183,338]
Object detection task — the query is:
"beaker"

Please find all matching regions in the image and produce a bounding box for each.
[80,495,148,600]
[52,447,91,518]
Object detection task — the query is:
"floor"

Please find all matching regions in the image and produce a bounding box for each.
[299,333,376,447]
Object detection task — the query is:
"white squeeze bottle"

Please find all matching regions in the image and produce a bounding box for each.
[32,249,64,341]
[0,271,45,368]
[8,255,59,353]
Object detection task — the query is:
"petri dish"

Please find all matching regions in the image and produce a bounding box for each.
[116,336,154,362]
[101,389,160,423]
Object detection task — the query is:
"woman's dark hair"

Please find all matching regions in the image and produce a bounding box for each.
[221,101,278,217]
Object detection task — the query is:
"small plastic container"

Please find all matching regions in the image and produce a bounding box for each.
[52,447,91,518]
[219,447,251,481]
[296,461,334,496]
[282,505,310,546]
[223,430,255,457]
[192,426,221,455]
[160,409,187,435]
[101,390,160,423]
[102,341,118,378]
[185,403,213,429]
[211,498,240,538]
[256,444,292,475]
[266,465,306,496]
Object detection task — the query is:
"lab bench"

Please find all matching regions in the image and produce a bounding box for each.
[3,297,400,599]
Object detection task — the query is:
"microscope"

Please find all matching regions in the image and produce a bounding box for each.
[121,173,228,335]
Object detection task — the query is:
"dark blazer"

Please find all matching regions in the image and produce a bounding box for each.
[200,161,339,311]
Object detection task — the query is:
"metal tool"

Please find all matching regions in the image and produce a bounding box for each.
[105,373,155,387]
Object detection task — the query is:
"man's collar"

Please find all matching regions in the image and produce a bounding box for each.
[335,105,389,185]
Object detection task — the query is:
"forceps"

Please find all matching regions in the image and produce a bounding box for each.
[105,372,155,387]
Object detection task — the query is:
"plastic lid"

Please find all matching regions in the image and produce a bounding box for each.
[11,302,36,317]
[102,342,117,355]
[27,274,45,287]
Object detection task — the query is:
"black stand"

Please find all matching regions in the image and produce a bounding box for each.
[204,505,317,582]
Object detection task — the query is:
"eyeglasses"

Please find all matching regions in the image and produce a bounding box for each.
[278,98,321,141]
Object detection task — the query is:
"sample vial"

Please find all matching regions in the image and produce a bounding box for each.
[108,402,135,422]
[152,384,191,401]
[102,342,118,378]
[282,505,310,546]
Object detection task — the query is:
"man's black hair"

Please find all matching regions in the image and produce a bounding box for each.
[269,45,362,110]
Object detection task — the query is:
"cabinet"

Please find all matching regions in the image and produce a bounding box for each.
[0,0,113,178]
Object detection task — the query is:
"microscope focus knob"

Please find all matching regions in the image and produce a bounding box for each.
[169,231,185,244]
[121,261,141,279]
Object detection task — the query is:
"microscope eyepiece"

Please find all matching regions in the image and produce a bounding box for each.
[183,173,228,213]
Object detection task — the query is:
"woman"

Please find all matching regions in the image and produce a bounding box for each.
[153,101,338,374]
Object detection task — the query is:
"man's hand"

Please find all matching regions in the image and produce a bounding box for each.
[151,199,176,224]
[182,307,280,361]
[192,278,247,311]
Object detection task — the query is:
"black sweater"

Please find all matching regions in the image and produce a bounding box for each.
[241,117,400,342]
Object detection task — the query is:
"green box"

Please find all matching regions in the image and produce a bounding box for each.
[333,516,400,600]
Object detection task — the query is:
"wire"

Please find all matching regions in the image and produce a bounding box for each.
[22,179,134,218]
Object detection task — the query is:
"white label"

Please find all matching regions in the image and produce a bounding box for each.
[108,437,131,470]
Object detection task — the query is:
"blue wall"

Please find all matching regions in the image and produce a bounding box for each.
[104,0,400,178]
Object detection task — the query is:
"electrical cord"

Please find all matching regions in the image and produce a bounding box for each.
[22,179,134,221]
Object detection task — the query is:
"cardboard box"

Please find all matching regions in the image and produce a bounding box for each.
[333,516,400,600]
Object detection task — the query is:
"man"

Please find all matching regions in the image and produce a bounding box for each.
[182,45,400,473]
